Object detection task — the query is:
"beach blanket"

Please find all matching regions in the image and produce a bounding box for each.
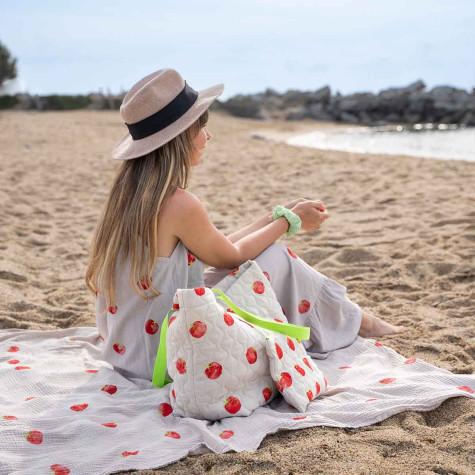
[1,326,473,475]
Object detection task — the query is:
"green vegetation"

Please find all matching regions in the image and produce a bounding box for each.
[0,95,19,109]
[38,95,92,110]
[0,41,17,88]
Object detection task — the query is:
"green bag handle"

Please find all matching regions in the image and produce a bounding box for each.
[152,287,311,388]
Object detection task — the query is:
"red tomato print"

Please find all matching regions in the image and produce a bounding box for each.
[145,319,159,334]
[26,430,43,445]
[176,358,187,374]
[246,347,257,364]
[101,384,117,395]
[262,386,273,402]
[137,274,152,290]
[224,396,241,414]
[253,280,265,294]
[189,321,207,338]
[298,299,311,314]
[187,252,196,266]
[101,422,117,428]
[287,337,295,351]
[168,315,177,327]
[50,464,70,475]
[287,248,298,258]
[121,450,139,457]
[303,357,313,371]
[158,402,173,416]
[223,312,234,326]
[279,372,292,389]
[113,342,125,355]
[205,362,223,379]
[294,364,305,376]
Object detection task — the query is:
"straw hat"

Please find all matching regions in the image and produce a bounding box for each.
[112,68,224,160]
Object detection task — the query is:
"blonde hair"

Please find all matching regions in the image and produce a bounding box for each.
[85,109,209,317]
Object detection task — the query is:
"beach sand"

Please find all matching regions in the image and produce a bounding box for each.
[1,109,474,474]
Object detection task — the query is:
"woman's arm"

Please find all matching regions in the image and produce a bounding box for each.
[224,198,316,243]
[226,210,274,244]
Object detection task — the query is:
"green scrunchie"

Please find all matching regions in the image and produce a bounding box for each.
[271,205,302,238]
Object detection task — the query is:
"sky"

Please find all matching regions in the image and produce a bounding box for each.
[1,0,474,100]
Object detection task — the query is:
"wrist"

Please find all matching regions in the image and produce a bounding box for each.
[276,216,290,232]
[270,205,301,238]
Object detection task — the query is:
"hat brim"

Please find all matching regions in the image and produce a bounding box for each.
[112,83,224,161]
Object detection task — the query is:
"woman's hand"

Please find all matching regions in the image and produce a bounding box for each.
[283,198,326,212]
[290,201,329,233]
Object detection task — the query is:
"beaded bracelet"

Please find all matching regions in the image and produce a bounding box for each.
[270,205,302,238]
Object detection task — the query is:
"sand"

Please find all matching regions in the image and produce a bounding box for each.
[0,109,474,474]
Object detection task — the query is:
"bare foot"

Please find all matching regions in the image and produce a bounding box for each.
[358,309,408,338]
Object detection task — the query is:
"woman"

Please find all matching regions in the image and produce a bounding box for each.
[85,68,407,382]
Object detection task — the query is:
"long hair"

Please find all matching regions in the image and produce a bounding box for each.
[85,109,209,317]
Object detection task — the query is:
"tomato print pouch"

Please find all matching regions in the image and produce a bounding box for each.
[152,259,328,420]
[264,333,328,412]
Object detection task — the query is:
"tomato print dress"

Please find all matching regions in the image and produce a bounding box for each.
[95,240,362,382]
[94,240,205,381]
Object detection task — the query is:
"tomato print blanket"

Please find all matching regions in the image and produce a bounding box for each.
[1,326,473,474]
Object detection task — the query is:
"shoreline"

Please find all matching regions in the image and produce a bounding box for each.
[250,119,475,162]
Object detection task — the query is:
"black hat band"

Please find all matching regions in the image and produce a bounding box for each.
[126,81,199,140]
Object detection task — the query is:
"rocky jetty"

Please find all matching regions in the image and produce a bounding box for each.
[216,80,475,126]
[2,80,473,126]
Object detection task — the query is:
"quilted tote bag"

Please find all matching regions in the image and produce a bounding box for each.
[152,260,327,420]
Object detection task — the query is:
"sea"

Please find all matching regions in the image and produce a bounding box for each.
[285,124,475,162]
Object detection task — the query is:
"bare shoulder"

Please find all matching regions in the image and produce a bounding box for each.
[164,188,240,268]
[169,188,200,210]
[163,188,202,234]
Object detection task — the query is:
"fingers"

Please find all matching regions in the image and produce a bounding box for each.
[317,210,329,230]
[308,200,325,211]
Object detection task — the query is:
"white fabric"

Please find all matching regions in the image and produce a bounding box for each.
[1,325,473,474]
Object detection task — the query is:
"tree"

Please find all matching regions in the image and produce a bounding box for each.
[0,41,17,88]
